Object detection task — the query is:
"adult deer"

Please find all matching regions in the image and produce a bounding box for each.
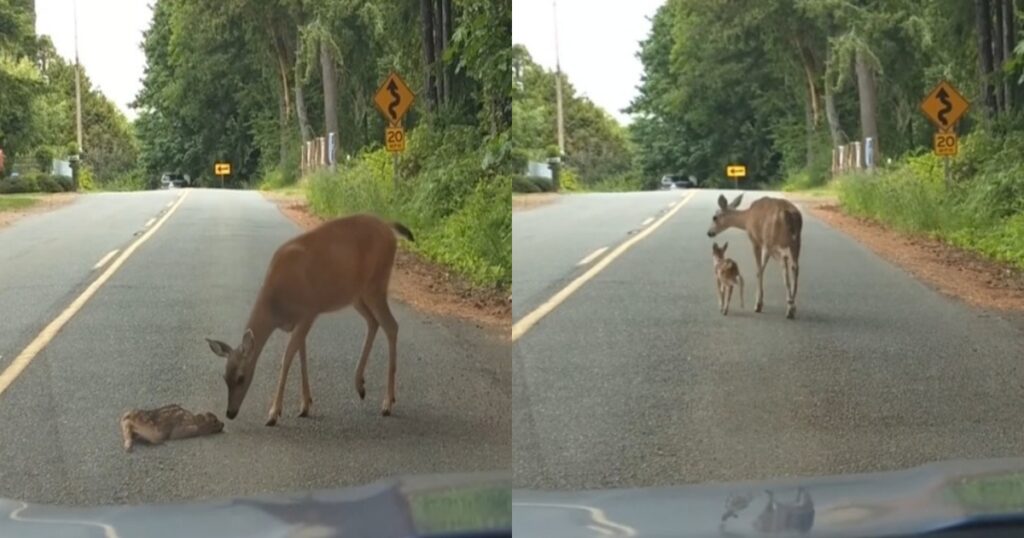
[206,214,414,426]
[706,193,802,319]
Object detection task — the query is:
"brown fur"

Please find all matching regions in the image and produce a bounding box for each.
[712,242,744,315]
[120,405,224,452]
[707,194,803,319]
[206,213,413,425]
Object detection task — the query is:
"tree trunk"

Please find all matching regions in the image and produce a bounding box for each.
[804,87,815,168]
[1003,0,1015,111]
[854,48,879,167]
[440,0,451,104]
[824,87,843,148]
[294,34,313,143]
[993,0,1005,114]
[433,0,445,105]
[320,37,339,164]
[976,0,997,118]
[419,0,438,111]
[278,86,289,168]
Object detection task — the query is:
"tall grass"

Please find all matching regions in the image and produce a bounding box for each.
[836,141,1024,268]
[307,125,511,290]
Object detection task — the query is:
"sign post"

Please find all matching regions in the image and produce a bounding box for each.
[215,162,231,188]
[920,80,969,188]
[726,164,746,189]
[373,71,415,191]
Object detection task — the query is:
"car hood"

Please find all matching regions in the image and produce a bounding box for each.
[0,471,510,538]
[513,458,1024,537]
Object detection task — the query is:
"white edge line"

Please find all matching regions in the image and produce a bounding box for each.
[144,217,156,228]
[640,217,654,226]
[92,249,119,271]
[0,191,191,397]
[576,246,609,267]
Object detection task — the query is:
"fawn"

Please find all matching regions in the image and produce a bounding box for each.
[712,242,744,315]
[120,404,224,452]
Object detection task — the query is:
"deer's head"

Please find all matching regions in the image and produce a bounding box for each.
[206,329,256,419]
[707,193,744,237]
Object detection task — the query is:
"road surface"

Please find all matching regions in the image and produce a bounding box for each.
[0,189,509,506]
[513,189,1024,490]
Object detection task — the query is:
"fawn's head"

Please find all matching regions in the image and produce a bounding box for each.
[707,194,744,237]
[712,241,729,261]
[206,329,256,419]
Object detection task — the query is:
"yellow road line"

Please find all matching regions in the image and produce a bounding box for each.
[0,192,190,397]
[511,191,696,341]
[144,217,156,228]
[640,216,654,226]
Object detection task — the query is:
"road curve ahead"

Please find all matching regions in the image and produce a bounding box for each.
[0,189,509,506]
[513,189,1024,490]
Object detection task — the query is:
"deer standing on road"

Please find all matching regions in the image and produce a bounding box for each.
[206,214,414,426]
[707,194,802,319]
[711,242,744,315]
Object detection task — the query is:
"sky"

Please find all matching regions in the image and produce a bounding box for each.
[512,0,665,125]
[35,0,153,121]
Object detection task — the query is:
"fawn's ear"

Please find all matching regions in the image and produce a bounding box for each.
[722,242,728,251]
[206,338,232,358]
[729,194,743,209]
[717,194,728,209]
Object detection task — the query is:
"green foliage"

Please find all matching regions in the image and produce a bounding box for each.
[0,194,39,212]
[558,167,582,192]
[838,132,1024,268]
[512,175,540,193]
[588,173,644,192]
[308,126,509,289]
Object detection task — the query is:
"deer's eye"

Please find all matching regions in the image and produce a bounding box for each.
[712,215,719,222]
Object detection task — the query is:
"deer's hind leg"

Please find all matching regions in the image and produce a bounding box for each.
[353,298,379,401]
[364,291,399,416]
[752,244,766,313]
[297,336,313,417]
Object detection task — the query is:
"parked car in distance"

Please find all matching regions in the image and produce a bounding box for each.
[160,173,192,189]
[659,174,698,190]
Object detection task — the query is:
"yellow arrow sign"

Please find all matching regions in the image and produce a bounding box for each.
[374,72,415,125]
[920,80,970,130]
[726,165,746,178]
[214,162,231,175]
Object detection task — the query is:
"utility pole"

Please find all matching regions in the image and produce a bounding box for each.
[553,0,565,157]
[72,0,83,191]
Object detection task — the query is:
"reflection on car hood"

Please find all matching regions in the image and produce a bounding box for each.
[0,471,510,538]
[514,458,1024,537]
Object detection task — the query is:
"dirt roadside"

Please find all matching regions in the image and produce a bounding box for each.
[512,193,558,212]
[785,193,1024,313]
[262,192,511,334]
[0,193,79,230]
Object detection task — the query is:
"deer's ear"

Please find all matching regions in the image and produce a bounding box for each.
[717,194,728,209]
[206,338,232,358]
[729,194,743,209]
[722,242,728,251]
[239,329,255,357]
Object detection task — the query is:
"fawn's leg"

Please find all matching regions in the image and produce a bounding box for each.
[120,417,135,452]
[724,283,733,315]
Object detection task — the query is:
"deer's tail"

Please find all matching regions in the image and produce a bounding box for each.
[391,222,415,242]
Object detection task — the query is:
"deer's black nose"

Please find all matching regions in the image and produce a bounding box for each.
[226,409,238,420]
[707,231,714,237]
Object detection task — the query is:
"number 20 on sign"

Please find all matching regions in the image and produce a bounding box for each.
[385,126,406,153]
[933,131,958,157]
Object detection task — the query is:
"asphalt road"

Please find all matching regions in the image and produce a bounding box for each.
[0,189,509,506]
[513,189,1024,490]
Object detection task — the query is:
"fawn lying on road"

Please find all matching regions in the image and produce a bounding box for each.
[120,404,224,452]
[712,242,744,316]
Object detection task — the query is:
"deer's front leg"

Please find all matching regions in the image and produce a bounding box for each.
[268,322,312,426]
[297,339,312,417]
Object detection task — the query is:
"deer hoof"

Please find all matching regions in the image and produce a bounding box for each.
[786,306,796,319]
[755,303,763,313]
[265,416,278,427]
[356,381,366,400]
[381,400,393,416]
[298,408,310,418]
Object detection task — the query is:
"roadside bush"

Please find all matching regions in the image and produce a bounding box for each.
[558,167,583,192]
[0,175,37,194]
[588,172,643,192]
[513,175,540,193]
[308,126,511,289]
